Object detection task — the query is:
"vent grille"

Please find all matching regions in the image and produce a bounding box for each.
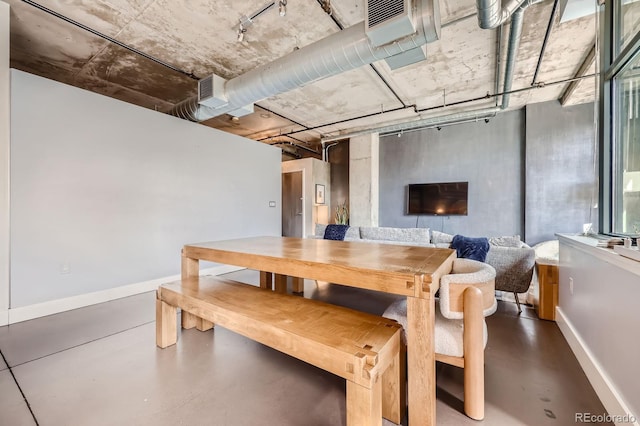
[199,75,213,100]
[368,0,405,28]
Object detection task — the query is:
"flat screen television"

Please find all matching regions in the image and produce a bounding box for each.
[407,182,468,215]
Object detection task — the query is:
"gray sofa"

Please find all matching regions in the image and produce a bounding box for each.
[314,224,535,311]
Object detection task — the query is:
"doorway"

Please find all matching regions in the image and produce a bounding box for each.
[282,171,303,237]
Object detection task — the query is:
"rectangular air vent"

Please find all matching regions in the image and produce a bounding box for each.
[198,74,228,109]
[365,0,415,47]
[368,0,406,27]
[199,75,213,100]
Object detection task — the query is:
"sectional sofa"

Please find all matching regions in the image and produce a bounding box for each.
[313,224,536,307]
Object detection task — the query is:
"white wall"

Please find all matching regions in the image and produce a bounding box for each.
[0,2,9,326]
[557,235,640,423]
[10,70,281,309]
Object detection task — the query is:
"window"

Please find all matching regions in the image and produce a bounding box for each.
[602,1,640,236]
[613,54,640,234]
[616,0,640,55]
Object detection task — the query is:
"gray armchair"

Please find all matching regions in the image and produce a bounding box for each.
[485,245,536,313]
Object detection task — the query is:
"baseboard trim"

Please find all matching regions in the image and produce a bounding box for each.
[7,265,245,325]
[556,307,639,426]
[0,309,7,327]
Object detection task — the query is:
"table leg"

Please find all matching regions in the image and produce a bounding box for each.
[181,251,199,279]
[274,274,287,294]
[260,271,273,290]
[407,296,436,426]
[180,250,213,331]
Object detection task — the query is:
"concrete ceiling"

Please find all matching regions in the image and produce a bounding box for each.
[5,0,598,158]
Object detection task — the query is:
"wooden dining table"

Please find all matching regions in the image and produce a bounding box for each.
[181,236,456,426]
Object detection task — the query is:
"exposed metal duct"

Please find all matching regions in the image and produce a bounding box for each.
[501,6,524,109]
[170,0,440,122]
[499,0,541,109]
[476,0,527,29]
[320,107,500,143]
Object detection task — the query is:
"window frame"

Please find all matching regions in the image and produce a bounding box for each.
[600,1,640,236]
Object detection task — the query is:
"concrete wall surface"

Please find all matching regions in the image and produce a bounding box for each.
[526,101,597,245]
[380,110,525,238]
[379,102,596,244]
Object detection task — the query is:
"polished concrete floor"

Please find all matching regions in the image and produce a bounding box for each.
[0,269,612,425]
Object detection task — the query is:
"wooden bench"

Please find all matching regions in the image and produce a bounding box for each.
[156,276,405,425]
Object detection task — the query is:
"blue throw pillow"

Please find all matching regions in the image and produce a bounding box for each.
[324,224,350,241]
[451,235,490,262]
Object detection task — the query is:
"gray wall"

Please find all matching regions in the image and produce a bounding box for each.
[379,102,597,244]
[10,70,281,308]
[380,110,525,238]
[526,101,597,244]
[329,140,349,223]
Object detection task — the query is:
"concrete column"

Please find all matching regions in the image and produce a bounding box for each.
[349,133,379,227]
[0,1,10,325]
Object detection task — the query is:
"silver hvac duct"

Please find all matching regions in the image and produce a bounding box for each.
[501,6,524,109]
[476,0,527,29]
[320,107,501,143]
[170,0,440,121]
[499,0,540,109]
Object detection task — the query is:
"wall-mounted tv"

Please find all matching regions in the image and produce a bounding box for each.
[407,182,468,215]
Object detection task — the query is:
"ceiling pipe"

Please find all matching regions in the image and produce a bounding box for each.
[476,0,527,29]
[532,0,560,85]
[269,141,321,156]
[500,0,542,109]
[170,0,440,122]
[320,107,500,143]
[321,141,341,162]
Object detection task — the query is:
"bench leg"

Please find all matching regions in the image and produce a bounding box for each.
[346,378,382,426]
[196,318,214,331]
[156,298,177,348]
[182,310,214,332]
[274,274,287,294]
[181,310,197,329]
[259,271,273,290]
[292,277,304,293]
[382,342,406,424]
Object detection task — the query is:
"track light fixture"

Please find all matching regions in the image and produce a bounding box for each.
[237,23,246,42]
[235,1,288,42]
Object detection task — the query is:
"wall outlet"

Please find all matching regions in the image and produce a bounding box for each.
[60,262,71,274]
[569,277,574,295]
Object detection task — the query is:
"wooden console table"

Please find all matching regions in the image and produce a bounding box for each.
[181,236,456,426]
[535,260,559,321]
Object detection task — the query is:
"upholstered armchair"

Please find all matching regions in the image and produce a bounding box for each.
[485,245,535,312]
[383,258,497,420]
